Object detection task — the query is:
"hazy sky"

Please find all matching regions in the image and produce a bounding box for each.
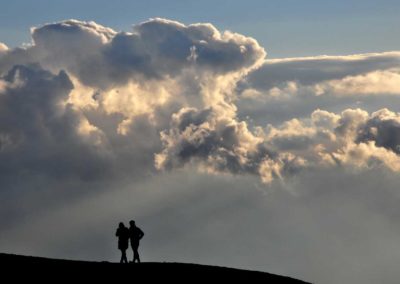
[1,2,400,284]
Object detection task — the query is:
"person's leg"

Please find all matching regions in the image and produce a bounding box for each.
[131,242,135,262]
[133,243,140,263]
[120,249,124,263]
[122,249,128,263]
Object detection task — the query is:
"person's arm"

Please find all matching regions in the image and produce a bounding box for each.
[116,229,119,237]
[139,228,144,239]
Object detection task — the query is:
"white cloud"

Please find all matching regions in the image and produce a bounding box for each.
[1,18,400,283]
[1,18,400,186]
[239,52,400,99]
[317,69,400,96]
[236,51,400,127]
[0,42,8,54]
[0,18,265,87]
[244,51,400,91]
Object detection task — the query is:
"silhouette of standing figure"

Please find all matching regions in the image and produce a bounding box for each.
[116,222,129,263]
[129,220,144,263]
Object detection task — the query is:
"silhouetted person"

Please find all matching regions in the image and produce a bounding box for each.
[115,222,129,263]
[129,220,144,263]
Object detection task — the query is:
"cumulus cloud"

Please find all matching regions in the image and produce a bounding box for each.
[0,18,267,136]
[235,52,400,127]
[2,17,400,284]
[0,19,270,231]
[0,19,265,88]
[156,104,400,184]
[265,107,400,172]
[0,64,111,181]
[1,18,400,187]
[0,19,271,192]
[356,108,400,153]
[155,107,307,183]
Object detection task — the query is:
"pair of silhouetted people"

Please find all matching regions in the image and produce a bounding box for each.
[116,220,144,263]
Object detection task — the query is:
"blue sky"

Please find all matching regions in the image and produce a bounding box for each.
[1,0,399,58]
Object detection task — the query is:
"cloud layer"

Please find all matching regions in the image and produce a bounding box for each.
[1,18,400,284]
[1,18,400,186]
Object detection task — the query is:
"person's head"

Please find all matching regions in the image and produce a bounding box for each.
[129,220,135,227]
[119,222,125,228]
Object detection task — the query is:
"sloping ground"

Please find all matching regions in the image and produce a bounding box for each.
[0,253,311,283]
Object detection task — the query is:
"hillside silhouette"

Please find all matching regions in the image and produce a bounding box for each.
[0,253,310,283]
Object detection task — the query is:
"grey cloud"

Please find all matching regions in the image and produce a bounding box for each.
[237,90,400,127]
[236,52,400,126]
[356,109,400,154]
[0,64,111,181]
[241,52,400,91]
[0,18,265,89]
[2,19,400,186]
[131,19,265,74]
[0,18,268,231]
[156,107,305,183]
[3,168,400,284]
[2,18,400,284]
[0,17,268,196]
[157,106,400,183]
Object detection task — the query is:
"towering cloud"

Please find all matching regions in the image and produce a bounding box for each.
[1,18,400,284]
[1,19,400,186]
[1,19,265,88]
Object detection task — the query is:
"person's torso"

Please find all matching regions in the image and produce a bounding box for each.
[129,227,142,240]
[118,228,129,241]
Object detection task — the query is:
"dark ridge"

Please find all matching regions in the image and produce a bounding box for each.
[0,253,311,283]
